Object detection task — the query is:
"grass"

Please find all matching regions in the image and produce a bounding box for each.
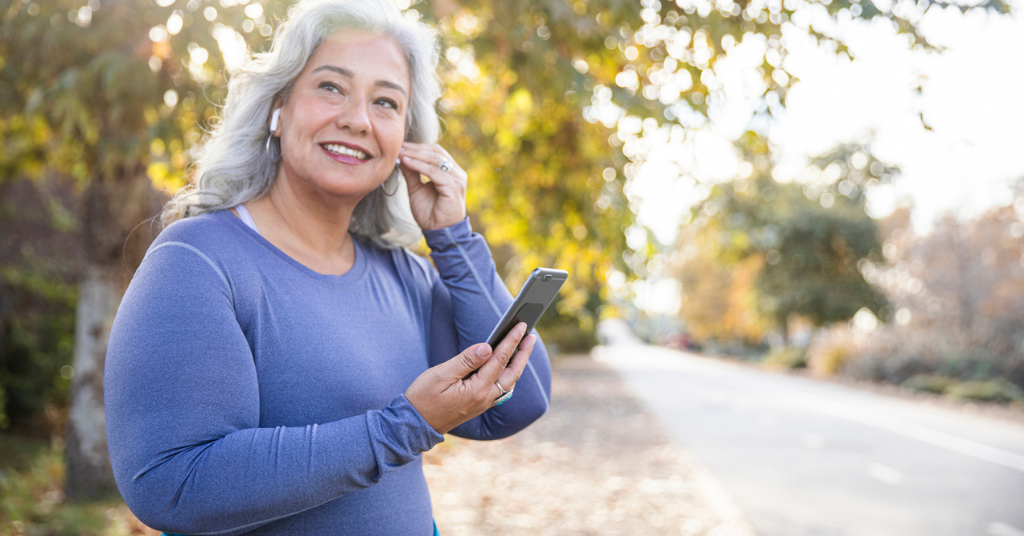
[0,433,156,536]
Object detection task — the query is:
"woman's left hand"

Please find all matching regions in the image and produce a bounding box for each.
[398,142,467,231]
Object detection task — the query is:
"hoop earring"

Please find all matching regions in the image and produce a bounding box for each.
[380,171,399,197]
[265,134,281,164]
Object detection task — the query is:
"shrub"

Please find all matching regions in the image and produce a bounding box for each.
[902,374,957,395]
[0,178,82,430]
[841,327,955,385]
[946,379,1024,405]
[762,347,807,369]
[807,327,863,376]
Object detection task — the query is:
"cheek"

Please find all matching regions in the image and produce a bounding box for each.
[380,125,406,154]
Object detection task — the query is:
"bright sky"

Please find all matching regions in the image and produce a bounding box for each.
[628,2,1024,314]
[630,2,1024,249]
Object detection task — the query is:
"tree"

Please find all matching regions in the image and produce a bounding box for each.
[751,180,889,342]
[863,186,1024,385]
[675,226,768,346]
[1,0,261,499]
[679,132,889,345]
[418,1,638,348]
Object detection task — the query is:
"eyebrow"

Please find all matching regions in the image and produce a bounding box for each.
[311,65,407,96]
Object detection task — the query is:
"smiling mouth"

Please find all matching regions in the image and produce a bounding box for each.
[321,143,370,160]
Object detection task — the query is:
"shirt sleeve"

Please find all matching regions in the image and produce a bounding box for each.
[104,242,444,536]
[422,218,552,440]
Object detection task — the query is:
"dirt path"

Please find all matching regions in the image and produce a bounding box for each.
[424,355,757,536]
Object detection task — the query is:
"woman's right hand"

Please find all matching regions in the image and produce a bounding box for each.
[405,322,536,434]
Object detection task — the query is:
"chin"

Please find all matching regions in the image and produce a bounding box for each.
[313,176,384,201]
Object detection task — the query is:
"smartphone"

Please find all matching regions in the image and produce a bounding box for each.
[486,268,569,348]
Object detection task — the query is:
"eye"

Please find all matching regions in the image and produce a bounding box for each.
[376,97,399,111]
[318,81,342,94]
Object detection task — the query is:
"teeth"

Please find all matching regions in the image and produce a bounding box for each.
[322,143,368,160]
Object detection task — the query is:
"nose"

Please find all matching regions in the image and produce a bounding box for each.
[335,96,371,135]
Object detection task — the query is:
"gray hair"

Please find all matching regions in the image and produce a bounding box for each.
[162,0,441,248]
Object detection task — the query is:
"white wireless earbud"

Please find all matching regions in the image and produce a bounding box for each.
[270,108,281,132]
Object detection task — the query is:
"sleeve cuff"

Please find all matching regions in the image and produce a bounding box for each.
[365,395,445,477]
[422,217,474,253]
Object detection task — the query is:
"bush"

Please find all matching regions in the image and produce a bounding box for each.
[0,433,145,534]
[900,374,1024,405]
[1,178,82,430]
[902,374,957,395]
[762,347,807,369]
[0,306,76,430]
[947,379,1024,404]
[807,327,863,376]
[841,328,951,385]
[535,312,597,356]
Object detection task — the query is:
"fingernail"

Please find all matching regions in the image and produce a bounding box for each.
[477,344,491,358]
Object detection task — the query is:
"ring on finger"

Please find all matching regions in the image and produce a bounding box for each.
[438,157,453,172]
[493,381,514,406]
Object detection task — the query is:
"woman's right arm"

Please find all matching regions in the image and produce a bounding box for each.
[104,243,443,536]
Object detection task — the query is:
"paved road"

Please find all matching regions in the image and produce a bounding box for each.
[595,341,1024,536]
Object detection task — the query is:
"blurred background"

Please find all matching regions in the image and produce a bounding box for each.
[1,0,1023,533]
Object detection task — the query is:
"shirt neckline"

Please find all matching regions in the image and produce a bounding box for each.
[217,209,369,286]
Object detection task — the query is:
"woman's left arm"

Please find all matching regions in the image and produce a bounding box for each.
[422,219,552,440]
[398,142,551,440]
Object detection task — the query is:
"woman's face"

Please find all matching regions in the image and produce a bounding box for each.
[274,29,410,203]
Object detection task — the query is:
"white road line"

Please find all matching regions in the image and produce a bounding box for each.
[867,462,904,485]
[988,522,1024,536]
[782,390,1024,473]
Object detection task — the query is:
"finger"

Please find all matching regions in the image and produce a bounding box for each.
[495,333,535,396]
[442,342,493,381]
[401,141,453,159]
[469,322,527,389]
[400,144,460,172]
[398,152,457,177]
[399,155,439,185]
[400,155,465,192]
[398,144,444,166]
[398,145,466,190]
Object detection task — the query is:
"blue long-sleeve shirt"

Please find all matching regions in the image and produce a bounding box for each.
[104,211,551,536]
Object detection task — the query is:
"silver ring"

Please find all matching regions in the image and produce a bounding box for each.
[493,382,514,406]
[438,158,453,172]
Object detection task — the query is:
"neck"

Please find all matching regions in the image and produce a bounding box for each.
[247,171,363,276]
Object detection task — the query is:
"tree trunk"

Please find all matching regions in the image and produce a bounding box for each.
[64,170,162,500]
[65,265,124,500]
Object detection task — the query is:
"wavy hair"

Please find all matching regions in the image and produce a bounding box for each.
[162,0,441,248]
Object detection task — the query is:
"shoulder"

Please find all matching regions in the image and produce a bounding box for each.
[139,211,253,289]
[152,210,242,252]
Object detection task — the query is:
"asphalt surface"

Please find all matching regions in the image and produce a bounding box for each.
[595,340,1024,536]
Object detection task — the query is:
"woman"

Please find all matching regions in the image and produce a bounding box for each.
[103,1,551,534]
